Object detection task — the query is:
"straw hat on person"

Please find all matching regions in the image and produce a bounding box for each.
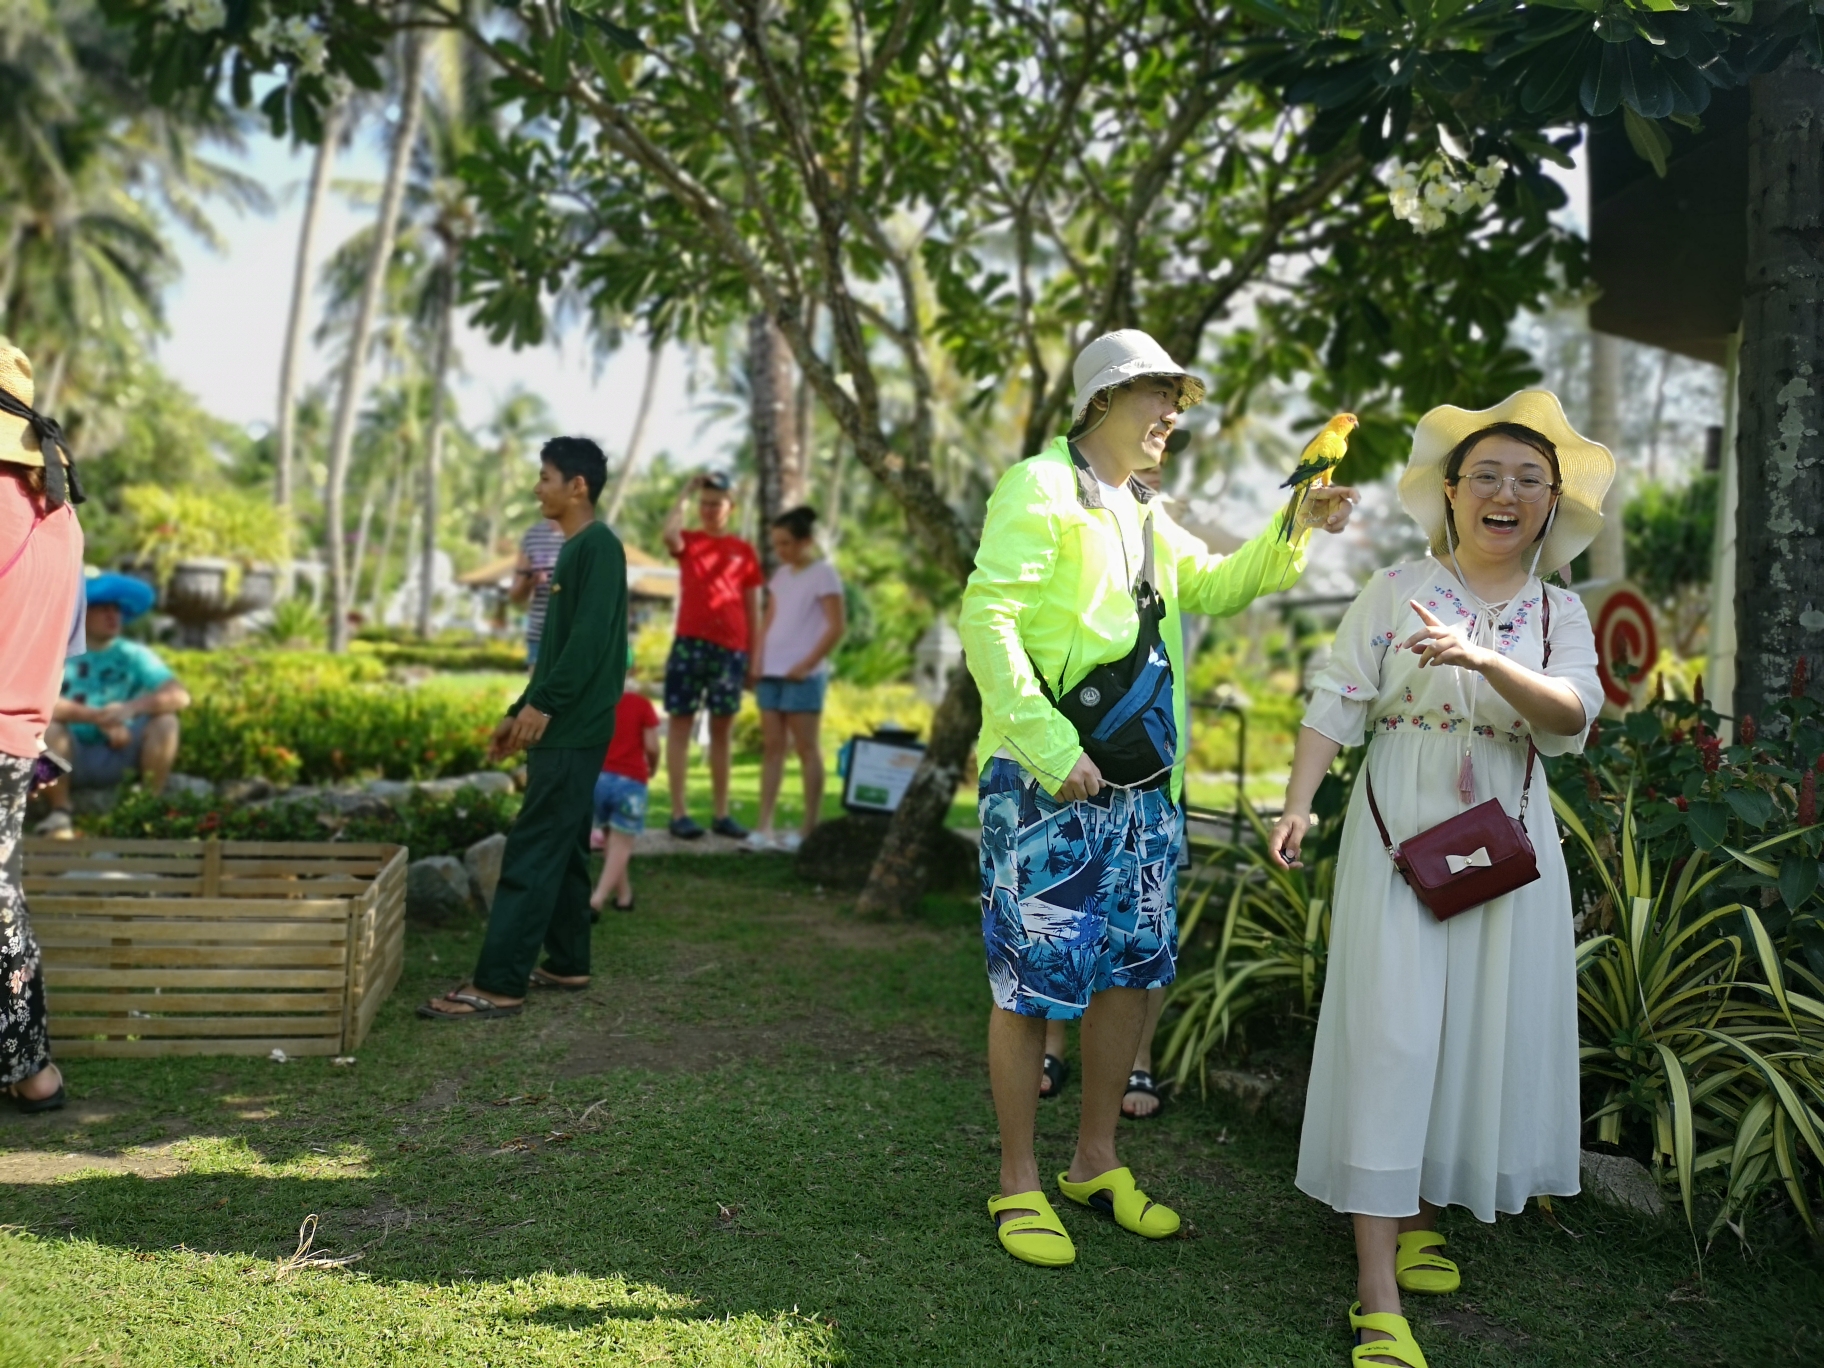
[0,342,58,468]
[1070,330,1207,427]
[1400,389,1614,574]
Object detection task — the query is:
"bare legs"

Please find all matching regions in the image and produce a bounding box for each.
[756,709,788,835]
[706,714,734,820]
[788,712,824,835]
[138,713,179,793]
[665,715,694,821]
[989,987,1150,1222]
[1038,983,1168,1117]
[1352,1200,1443,1362]
[666,712,736,822]
[757,710,826,839]
[589,830,637,911]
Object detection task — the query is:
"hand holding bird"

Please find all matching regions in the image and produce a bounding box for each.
[1280,412,1360,540]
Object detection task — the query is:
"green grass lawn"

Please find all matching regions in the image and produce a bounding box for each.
[4,858,1821,1366]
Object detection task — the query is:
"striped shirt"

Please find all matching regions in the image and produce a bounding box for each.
[521,519,566,645]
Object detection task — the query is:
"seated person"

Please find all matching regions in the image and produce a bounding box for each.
[37,573,191,835]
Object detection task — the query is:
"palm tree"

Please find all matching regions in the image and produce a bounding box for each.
[322,29,425,652]
[274,101,346,510]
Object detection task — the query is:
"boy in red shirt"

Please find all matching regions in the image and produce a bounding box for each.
[590,678,662,914]
[660,471,764,839]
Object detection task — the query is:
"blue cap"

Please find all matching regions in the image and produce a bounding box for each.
[86,572,156,620]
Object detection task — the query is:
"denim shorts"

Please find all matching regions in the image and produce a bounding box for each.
[755,674,827,713]
[593,772,650,835]
[70,718,148,790]
[664,636,747,717]
[978,756,1182,1019]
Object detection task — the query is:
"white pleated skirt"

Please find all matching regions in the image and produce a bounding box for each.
[1294,731,1582,1223]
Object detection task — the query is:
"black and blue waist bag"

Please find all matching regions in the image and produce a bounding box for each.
[1036,507,1178,790]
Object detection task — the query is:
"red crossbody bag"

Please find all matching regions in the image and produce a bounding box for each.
[1361,595,1552,921]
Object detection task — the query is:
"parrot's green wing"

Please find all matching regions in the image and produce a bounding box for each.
[1279,455,1340,490]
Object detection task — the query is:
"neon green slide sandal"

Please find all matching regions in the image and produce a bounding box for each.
[1349,1302,1429,1368]
[1054,1166,1180,1238]
[986,1191,1076,1268]
[1394,1230,1460,1294]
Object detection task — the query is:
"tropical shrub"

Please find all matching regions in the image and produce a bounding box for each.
[159,649,514,786]
[91,784,520,860]
[1158,756,1357,1086]
[118,484,292,590]
[1553,791,1824,1240]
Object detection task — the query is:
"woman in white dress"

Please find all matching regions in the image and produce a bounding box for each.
[1266,391,1613,1368]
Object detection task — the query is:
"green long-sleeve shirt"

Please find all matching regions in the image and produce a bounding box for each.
[510,520,628,750]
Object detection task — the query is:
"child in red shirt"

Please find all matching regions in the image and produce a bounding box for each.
[590,685,661,913]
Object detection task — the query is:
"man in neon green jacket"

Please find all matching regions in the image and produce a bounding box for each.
[961,330,1356,1267]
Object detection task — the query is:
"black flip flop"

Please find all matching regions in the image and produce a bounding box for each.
[416,990,524,1021]
[612,896,634,913]
[1039,1053,1069,1100]
[12,1084,66,1114]
[529,968,590,992]
[1121,1069,1163,1120]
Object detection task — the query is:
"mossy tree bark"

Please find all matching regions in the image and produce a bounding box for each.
[855,664,982,919]
[1734,53,1824,725]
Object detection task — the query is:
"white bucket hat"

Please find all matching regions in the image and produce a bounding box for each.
[1070,329,1207,427]
[1400,389,1614,574]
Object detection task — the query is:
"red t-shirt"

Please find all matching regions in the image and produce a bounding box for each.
[673,529,765,652]
[601,690,661,782]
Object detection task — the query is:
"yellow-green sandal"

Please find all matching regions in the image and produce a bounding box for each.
[1348,1303,1428,1367]
[1394,1230,1460,1294]
[1054,1165,1180,1238]
[986,1190,1076,1268]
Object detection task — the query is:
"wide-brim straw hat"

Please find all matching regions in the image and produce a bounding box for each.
[1070,329,1207,426]
[0,341,60,468]
[1400,389,1614,573]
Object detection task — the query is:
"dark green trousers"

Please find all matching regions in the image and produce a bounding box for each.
[472,745,606,997]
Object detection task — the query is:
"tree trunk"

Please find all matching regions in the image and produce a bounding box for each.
[417,261,457,639]
[1734,54,1824,724]
[748,312,802,572]
[348,478,379,609]
[1585,329,1626,581]
[603,334,663,525]
[370,449,407,620]
[276,102,343,510]
[856,663,982,918]
[324,34,425,652]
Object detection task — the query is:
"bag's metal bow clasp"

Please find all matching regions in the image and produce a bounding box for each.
[1446,847,1492,875]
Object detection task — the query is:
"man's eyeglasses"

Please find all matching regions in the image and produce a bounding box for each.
[1452,472,1557,503]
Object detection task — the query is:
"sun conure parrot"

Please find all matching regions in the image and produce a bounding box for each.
[1278,412,1359,540]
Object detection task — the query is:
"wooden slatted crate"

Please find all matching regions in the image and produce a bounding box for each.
[22,838,408,1058]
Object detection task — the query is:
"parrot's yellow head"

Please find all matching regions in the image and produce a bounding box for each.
[1328,413,1360,435]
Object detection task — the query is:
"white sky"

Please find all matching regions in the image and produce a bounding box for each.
[160,123,742,466]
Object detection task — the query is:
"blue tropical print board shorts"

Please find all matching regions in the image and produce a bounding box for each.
[978,756,1182,1020]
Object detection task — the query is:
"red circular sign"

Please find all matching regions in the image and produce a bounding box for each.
[1595,589,1658,707]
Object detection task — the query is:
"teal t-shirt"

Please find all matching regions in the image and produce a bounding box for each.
[61,639,174,745]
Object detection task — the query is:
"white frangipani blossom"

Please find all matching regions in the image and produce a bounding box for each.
[161,0,225,33]
[1381,155,1507,234]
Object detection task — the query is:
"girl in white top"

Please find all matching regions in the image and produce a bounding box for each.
[749,505,845,852]
[1266,392,1613,1368]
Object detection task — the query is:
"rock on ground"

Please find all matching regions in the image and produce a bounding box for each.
[464,833,507,912]
[1579,1149,1667,1217]
[163,773,214,799]
[407,855,479,926]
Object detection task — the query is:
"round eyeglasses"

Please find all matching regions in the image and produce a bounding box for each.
[1453,472,1557,503]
